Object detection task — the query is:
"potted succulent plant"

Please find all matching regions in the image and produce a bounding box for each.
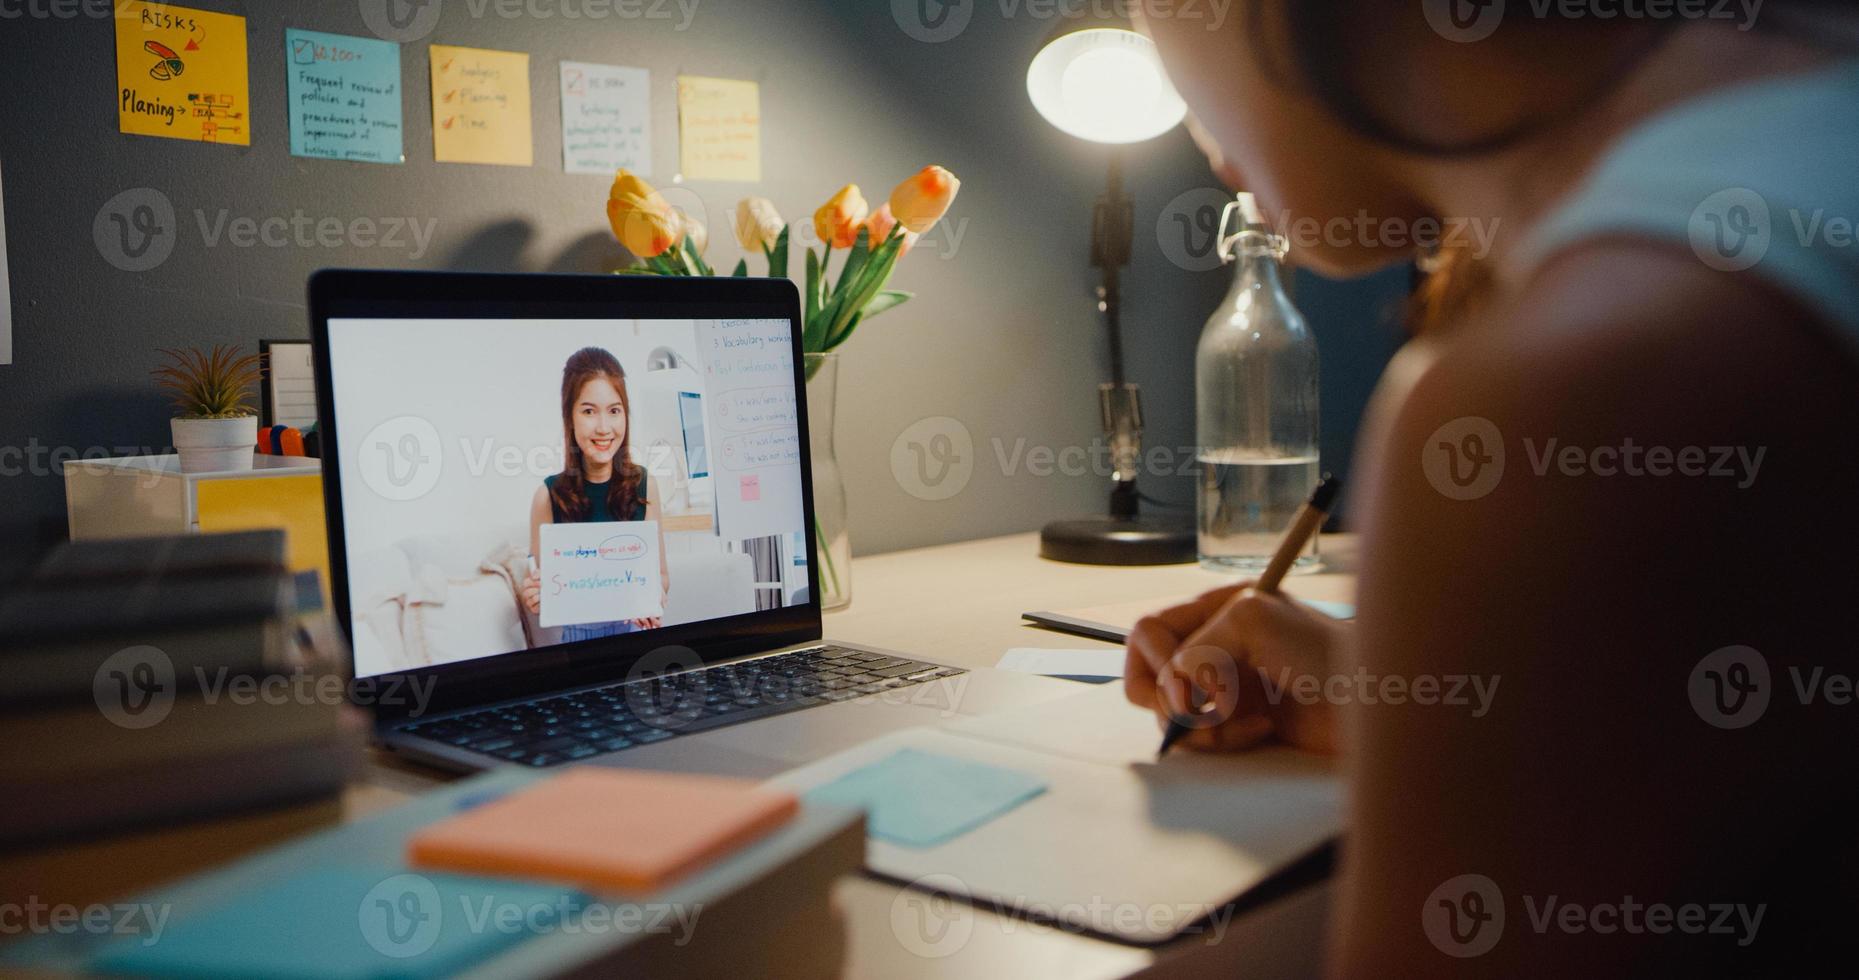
[153,345,263,473]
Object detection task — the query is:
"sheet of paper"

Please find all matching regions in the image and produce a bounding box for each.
[560,61,651,176]
[115,1,250,145]
[677,76,761,182]
[264,343,317,428]
[0,152,10,365]
[429,45,532,167]
[803,748,1046,849]
[538,521,662,628]
[997,647,1125,682]
[693,319,802,542]
[285,29,404,164]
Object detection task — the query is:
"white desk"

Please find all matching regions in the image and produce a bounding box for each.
[352,530,1356,978]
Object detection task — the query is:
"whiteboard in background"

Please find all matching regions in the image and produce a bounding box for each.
[693,318,804,543]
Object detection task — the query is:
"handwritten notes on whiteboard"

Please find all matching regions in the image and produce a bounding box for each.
[560,62,650,176]
[695,319,802,542]
[429,45,532,167]
[285,30,403,164]
[114,2,250,145]
[677,76,761,182]
[539,522,663,628]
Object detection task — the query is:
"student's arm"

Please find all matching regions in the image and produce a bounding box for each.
[522,485,551,616]
[1331,244,1856,978]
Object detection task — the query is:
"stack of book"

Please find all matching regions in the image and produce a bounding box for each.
[0,530,363,852]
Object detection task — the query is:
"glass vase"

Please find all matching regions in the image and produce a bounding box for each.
[805,352,852,610]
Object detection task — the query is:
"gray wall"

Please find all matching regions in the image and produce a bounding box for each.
[0,0,1403,580]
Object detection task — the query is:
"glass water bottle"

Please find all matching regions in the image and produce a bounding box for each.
[1196,193,1321,573]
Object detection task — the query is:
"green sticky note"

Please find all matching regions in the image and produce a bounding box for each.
[286,30,405,164]
[88,866,583,979]
[806,749,1047,848]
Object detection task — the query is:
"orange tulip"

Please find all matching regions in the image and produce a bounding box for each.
[864,203,918,257]
[888,166,960,234]
[606,169,681,259]
[813,184,870,250]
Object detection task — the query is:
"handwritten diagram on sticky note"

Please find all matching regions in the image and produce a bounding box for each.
[539,521,662,628]
[677,76,761,182]
[805,749,1048,849]
[430,45,532,167]
[560,62,651,176]
[285,30,403,164]
[115,2,249,145]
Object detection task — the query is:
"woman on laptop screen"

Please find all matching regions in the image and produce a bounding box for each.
[521,347,670,639]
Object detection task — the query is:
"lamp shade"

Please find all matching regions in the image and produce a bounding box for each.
[1026,26,1187,144]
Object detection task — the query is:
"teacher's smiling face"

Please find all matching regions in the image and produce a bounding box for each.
[573,376,627,469]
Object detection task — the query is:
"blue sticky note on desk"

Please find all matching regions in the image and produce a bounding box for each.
[285,30,405,164]
[805,749,1047,848]
[88,866,583,980]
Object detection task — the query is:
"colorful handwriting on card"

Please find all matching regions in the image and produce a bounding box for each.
[285,30,403,164]
[677,76,761,182]
[114,2,249,145]
[430,45,532,167]
[538,521,662,628]
[804,749,1048,849]
[560,61,651,176]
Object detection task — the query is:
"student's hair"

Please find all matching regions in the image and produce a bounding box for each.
[551,347,644,523]
[1251,0,1857,330]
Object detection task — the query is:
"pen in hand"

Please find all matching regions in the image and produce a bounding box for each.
[1156,474,1340,759]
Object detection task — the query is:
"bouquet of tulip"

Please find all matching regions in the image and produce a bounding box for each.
[605,166,961,370]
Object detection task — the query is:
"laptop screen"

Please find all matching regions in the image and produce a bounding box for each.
[324,314,810,680]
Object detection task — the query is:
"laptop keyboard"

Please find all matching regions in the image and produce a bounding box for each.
[397,646,964,768]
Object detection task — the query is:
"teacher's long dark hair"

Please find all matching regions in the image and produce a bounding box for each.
[549,347,644,523]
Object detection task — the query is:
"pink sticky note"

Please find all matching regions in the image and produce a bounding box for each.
[740,474,761,502]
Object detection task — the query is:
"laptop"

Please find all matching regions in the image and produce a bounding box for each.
[309,270,1066,779]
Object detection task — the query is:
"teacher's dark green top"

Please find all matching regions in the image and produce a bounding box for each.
[543,474,648,524]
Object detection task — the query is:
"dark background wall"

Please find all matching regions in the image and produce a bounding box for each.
[0,0,1404,581]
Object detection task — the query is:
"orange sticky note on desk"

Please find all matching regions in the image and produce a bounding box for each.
[408,768,797,893]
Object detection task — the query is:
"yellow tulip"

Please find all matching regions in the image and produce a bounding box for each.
[889,166,961,234]
[605,169,681,259]
[814,184,870,250]
[734,197,785,252]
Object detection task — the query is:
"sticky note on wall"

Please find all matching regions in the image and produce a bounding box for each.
[115,1,250,145]
[560,61,651,176]
[285,29,404,164]
[677,76,761,182]
[430,45,532,167]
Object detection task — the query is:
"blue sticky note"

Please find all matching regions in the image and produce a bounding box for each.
[805,749,1047,848]
[88,866,584,980]
[285,30,404,164]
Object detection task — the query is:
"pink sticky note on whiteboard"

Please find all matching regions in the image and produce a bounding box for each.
[740,474,761,502]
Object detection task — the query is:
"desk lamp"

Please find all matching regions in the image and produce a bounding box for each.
[1027,17,1195,564]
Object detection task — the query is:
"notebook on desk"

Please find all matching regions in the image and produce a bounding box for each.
[768,683,1342,944]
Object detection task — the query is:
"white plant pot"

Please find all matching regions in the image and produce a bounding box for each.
[171,416,257,474]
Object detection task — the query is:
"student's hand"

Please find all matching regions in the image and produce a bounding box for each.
[521,571,542,616]
[629,616,663,630]
[1125,583,1351,755]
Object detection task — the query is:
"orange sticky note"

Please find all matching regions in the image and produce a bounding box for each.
[408,768,797,893]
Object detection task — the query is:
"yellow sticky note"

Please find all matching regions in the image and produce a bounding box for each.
[195,474,329,605]
[115,1,250,145]
[678,76,761,182]
[430,45,533,167]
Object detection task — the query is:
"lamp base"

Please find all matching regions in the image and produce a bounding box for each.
[1038,515,1197,566]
